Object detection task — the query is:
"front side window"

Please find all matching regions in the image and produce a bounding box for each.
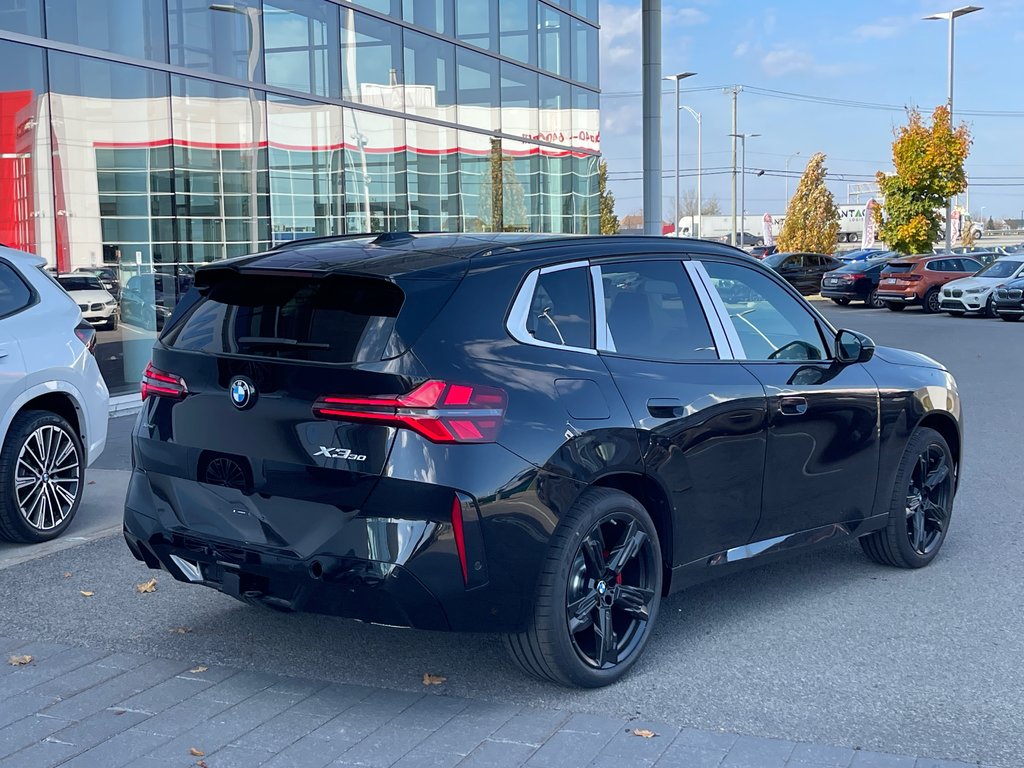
[524,267,592,349]
[704,261,828,362]
[0,263,32,317]
[599,261,716,361]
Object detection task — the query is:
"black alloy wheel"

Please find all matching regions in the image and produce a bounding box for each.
[504,488,662,688]
[860,427,954,568]
[922,288,941,314]
[867,289,885,309]
[984,296,997,318]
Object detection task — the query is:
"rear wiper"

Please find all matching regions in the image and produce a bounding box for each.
[237,336,331,350]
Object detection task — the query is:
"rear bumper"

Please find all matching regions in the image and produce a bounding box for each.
[820,288,865,300]
[876,292,919,304]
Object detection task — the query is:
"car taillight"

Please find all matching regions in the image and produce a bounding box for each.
[141,362,188,401]
[74,322,96,353]
[846,273,865,281]
[313,380,507,444]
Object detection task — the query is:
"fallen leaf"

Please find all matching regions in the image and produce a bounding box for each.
[135,578,157,594]
[631,728,657,739]
[87,480,95,485]
[113,710,125,716]
[422,672,447,686]
[169,626,192,635]
[188,747,205,757]
[8,655,32,666]
[63,572,72,579]
[188,665,208,674]
[196,762,208,768]
[80,590,94,597]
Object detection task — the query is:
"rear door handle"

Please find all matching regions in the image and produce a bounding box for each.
[647,398,684,418]
[779,396,808,416]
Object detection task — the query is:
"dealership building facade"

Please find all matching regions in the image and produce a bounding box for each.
[0,0,600,394]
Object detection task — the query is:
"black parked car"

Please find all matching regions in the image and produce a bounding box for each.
[124,233,962,688]
[820,258,893,308]
[992,277,1024,321]
[763,251,843,295]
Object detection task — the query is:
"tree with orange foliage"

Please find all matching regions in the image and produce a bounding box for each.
[876,106,971,255]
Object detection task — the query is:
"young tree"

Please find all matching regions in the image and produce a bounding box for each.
[876,106,971,255]
[776,152,839,253]
[598,160,619,234]
[677,189,722,217]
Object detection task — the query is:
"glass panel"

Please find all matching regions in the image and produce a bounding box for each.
[44,0,168,62]
[574,154,599,234]
[343,108,407,233]
[263,0,340,98]
[171,75,271,264]
[0,262,33,316]
[455,47,499,133]
[600,261,716,360]
[403,30,455,118]
[455,0,496,52]
[0,40,54,263]
[528,267,592,348]
[539,75,571,146]
[538,152,571,233]
[340,8,403,106]
[572,86,599,151]
[406,120,459,232]
[571,17,598,86]
[572,0,598,22]
[704,261,828,361]
[349,0,397,14]
[498,0,533,64]
[48,51,173,394]
[168,0,265,82]
[538,4,569,79]
[0,0,41,35]
[458,130,493,232]
[403,0,453,36]
[267,93,344,244]
[501,62,538,139]
[502,138,539,232]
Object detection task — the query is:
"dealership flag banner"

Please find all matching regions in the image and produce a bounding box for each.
[763,213,775,246]
[863,199,878,248]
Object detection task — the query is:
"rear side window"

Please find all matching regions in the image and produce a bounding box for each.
[926,259,951,272]
[525,267,593,349]
[0,262,33,317]
[600,261,716,361]
[164,273,404,364]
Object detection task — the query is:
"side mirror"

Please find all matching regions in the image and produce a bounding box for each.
[836,329,875,364]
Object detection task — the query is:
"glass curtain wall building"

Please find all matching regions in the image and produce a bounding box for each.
[0,0,600,394]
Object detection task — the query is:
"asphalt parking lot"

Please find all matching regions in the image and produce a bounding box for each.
[1,303,1021,766]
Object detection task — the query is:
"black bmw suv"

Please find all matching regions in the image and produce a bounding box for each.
[124,233,963,688]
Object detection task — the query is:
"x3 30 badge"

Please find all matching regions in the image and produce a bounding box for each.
[313,446,367,461]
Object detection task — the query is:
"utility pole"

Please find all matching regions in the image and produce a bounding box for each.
[725,86,741,246]
[641,0,663,236]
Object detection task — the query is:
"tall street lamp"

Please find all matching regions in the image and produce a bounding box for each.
[923,5,982,252]
[664,72,696,236]
[680,105,702,237]
[728,132,760,246]
[210,3,262,251]
[785,151,801,209]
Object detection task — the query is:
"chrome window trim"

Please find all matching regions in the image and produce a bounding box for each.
[682,260,733,361]
[505,264,597,355]
[689,260,747,360]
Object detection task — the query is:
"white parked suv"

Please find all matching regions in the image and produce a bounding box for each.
[940,256,1024,317]
[0,246,109,543]
[56,273,119,330]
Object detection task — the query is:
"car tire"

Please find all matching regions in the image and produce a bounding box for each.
[0,410,84,544]
[106,315,118,331]
[999,313,1021,322]
[984,297,997,318]
[867,289,885,309]
[859,427,954,569]
[831,298,851,306]
[886,302,905,312]
[922,288,941,314]
[504,488,663,688]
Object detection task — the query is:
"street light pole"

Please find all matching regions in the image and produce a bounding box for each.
[785,151,801,209]
[681,106,701,237]
[664,73,696,236]
[924,5,982,252]
[729,132,760,246]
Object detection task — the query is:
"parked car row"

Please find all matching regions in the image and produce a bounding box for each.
[50,267,193,333]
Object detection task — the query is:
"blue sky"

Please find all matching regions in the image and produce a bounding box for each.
[597,0,1024,223]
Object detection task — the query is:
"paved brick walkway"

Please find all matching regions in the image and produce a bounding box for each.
[0,636,995,768]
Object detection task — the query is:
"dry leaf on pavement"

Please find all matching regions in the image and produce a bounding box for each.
[631,728,657,739]
[8,655,32,666]
[63,572,71,578]
[422,672,447,686]
[196,761,208,768]
[188,665,208,674]
[170,626,193,634]
[188,747,205,757]
[136,579,157,594]
[79,590,94,597]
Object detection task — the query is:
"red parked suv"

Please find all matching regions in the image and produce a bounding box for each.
[877,254,984,313]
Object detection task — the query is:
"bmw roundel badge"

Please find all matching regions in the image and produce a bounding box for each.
[229,377,256,410]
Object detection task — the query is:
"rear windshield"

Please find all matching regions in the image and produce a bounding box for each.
[57,276,103,291]
[883,263,916,273]
[163,272,405,364]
